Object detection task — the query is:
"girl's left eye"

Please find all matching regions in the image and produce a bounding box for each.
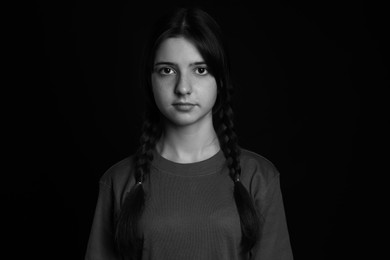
[195,67,208,75]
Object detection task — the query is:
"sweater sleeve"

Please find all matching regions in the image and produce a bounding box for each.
[85,181,120,260]
[250,174,294,260]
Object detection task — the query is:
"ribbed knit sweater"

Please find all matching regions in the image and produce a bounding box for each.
[85,148,293,260]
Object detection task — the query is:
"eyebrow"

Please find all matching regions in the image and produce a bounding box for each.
[154,61,207,67]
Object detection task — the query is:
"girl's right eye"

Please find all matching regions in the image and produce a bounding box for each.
[158,67,176,75]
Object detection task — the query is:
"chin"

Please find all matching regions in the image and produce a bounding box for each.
[166,112,213,127]
[168,117,199,126]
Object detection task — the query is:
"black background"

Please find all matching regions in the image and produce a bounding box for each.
[3,0,388,259]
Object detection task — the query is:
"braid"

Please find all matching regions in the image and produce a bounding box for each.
[216,105,241,181]
[115,111,161,260]
[216,103,261,253]
[134,113,161,183]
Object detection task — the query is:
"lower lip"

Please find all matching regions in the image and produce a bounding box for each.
[173,104,195,111]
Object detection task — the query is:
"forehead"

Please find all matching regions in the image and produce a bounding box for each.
[154,37,204,64]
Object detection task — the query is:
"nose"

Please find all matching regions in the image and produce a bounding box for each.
[174,73,192,95]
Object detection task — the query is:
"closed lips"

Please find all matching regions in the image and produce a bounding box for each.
[173,103,195,105]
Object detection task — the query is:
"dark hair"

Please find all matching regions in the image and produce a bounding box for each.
[115,7,260,259]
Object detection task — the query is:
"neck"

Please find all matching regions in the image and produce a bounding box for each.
[157,118,220,163]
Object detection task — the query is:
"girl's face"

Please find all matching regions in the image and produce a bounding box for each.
[151,37,217,127]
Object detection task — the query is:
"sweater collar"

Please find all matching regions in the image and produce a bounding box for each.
[151,148,226,176]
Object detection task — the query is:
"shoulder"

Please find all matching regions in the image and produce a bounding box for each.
[240,148,280,180]
[239,148,280,196]
[99,154,137,192]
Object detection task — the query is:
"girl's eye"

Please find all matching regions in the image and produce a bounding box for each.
[195,67,208,75]
[159,67,175,75]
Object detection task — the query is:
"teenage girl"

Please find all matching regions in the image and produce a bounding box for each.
[85,7,293,260]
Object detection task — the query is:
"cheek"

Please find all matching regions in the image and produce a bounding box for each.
[152,86,165,107]
[152,74,175,91]
[151,76,173,111]
[151,76,163,99]
[203,78,218,106]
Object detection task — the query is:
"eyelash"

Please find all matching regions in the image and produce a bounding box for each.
[157,67,209,76]
[195,67,208,75]
[158,67,175,75]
